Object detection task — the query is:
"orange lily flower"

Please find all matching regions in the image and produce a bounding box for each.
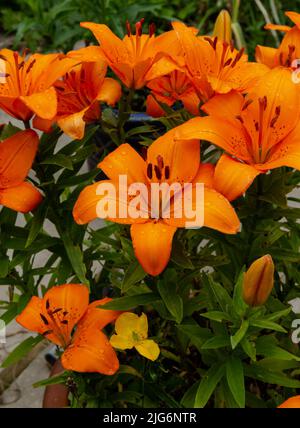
[73,129,240,276]
[0,49,76,122]
[77,20,180,89]
[146,70,201,117]
[256,11,300,68]
[174,67,300,196]
[0,129,42,212]
[16,283,121,375]
[172,21,269,100]
[278,395,300,408]
[34,61,121,140]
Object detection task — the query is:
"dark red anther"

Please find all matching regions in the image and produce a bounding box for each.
[42,330,53,336]
[270,105,281,128]
[165,166,170,179]
[147,163,153,179]
[149,23,156,37]
[213,36,218,50]
[224,58,232,67]
[204,37,215,49]
[51,308,62,315]
[235,115,244,124]
[26,59,36,74]
[126,20,131,36]
[136,18,145,36]
[40,313,49,325]
[259,95,267,111]
[157,155,164,170]
[242,99,253,111]
[61,320,68,325]
[46,299,50,310]
[154,165,162,180]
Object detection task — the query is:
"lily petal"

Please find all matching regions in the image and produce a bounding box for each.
[203,187,240,233]
[62,327,119,375]
[286,11,300,29]
[0,181,42,212]
[202,91,244,117]
[98,144,147,185]
[20,87,57,120]
[96,77,121,105]
[0,130,39,188]
[73,180,147,225]
[57,107,89,140]
[42,283,89,344]
[79,298,122,330]
[147,128,200,184]
[255,45,278,67]
[213,154,260,201]
[174,116,251,162]
[130,221,176,276]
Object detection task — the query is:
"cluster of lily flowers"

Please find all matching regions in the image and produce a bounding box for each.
[0,9,300,407]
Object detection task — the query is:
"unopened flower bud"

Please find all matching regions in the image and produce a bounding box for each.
[212,10,232,43]
[243,255,274,306]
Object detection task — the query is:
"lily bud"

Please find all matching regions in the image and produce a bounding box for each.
[243,255,274,306]
[212,10,232,43]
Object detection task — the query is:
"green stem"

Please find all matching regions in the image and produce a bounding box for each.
[117,87,134,145]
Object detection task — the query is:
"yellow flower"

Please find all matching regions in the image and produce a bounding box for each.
[110,313,160,361]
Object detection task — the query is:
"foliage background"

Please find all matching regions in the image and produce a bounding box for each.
[0,0,300,409]
[0,0,300,57]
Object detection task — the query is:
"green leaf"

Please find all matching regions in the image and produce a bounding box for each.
[25,202,48,248]
[249,319,287,333]
[0,122,22,139]
[121,262,146,293]
[41,153,73,170]
[1,336,43,368]
[61,233,88,286]
[112,391,143,405]
[101,293,160,310]
[33,372,69,388]
[157,279,183,324]
[241,338,256,361]
[264,308,291,322]
[256,342,300,361]
[230,319,249,349]
[195,363,225,408]
[0,257,9,278]
[226,357,245,408]
[245,364,300,388]
[118,365,143,379]
[171,240,194,269]
[177,324,211,350]
[181,381,200,408]
[207,277,233,315]
[201,311,232,322]
[202,335,230,349]
[233,269,247,317]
